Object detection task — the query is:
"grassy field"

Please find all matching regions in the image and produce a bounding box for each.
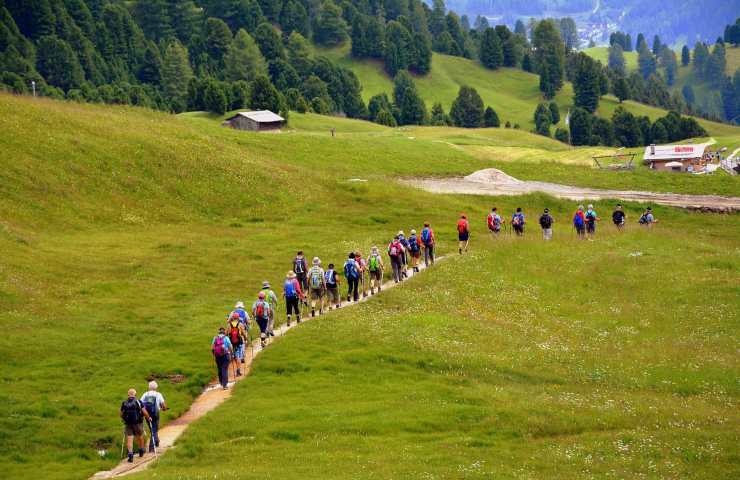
[319,44,738,141]
[0,94,738,479]
[583,46,639,71]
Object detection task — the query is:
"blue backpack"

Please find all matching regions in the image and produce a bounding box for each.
[573,213,584,227]
[408,235,420,252]
[284,279,297,298]
[421,228,431,245]
[344,259,358,279]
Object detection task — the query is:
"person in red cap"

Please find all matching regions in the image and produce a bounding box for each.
[252,291,272,348]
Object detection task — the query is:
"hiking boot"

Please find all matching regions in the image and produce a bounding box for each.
[287,321,291,327]
[128,452,134,463]
[311,309,315,318]
[347,295,351,303]
[241,358,245,364]
[236,369,242,376]
[139,448,145,458]
[370,288,374,295]
[459,248,462,255]
[297,317,301,323]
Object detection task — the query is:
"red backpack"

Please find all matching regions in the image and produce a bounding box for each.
[255,301,268,319]
[389,240,401,257]
[229,321,241,345]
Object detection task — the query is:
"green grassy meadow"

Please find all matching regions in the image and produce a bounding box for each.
[583,46,639,71]
[0,93,739,479]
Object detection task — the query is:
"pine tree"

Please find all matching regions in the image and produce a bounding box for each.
[350,15,368,58]
[134,0,174,42]
[364,16,385,58]
[532,20,564,99]
[411,32,431,75]
[204,79,228,114]
[608,44,625,74]
[450,85,484,127]
[375,108,397,126]
[430,102,450,125]
[681,84,695,104]
[36,35,84,91]
[254,22,285,60]
[5,0,55,40]
[612,106,641,147]
[138,41,163,85]
[651,35,662,56]
[558,17,578,50]
[249,75,281,111]
[384,21,412,76]
[429,0,446,38]
[483,106,500,127]
[637,44,656,79]
[161,39,193,112]
[205,17,233,65]
[613,76,630,103]
[224,29,267,82]
[522,53,532,72]
[533,102,552,136]
[568,107,592,146]
[573,52,600,113]
[479,27,503,69]
[554,127,569,143]
[393,70,426,125]
[313,1,348,46]
[681,45,690,66]
[548,102,560,124]
[514,19,526,37]
[368,92,393,120]
[591,117,615,146]
[692,42,709,78]
[280,0,309,37]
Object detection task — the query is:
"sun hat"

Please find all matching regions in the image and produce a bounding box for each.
[287,271,296,278]
[262,281,270,288]
[398,230,404,236]
[587,204,594,209]
[235,301,245,309]
[410,229,416,234]
[313,256,320,265]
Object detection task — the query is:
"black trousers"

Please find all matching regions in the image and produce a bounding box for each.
[347,277,359,301]
[215,354,229,387]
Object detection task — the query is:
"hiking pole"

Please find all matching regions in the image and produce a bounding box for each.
[147,419,158,459]
[120,429,126,460]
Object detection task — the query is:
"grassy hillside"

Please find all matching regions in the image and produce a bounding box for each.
[583,46,639,71]
[319,45,738,142]
[1,94,739,479]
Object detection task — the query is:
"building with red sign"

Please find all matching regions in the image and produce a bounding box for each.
[642,143,711,172]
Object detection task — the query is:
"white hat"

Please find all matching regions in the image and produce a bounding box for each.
[235,301,245,309]
[313,257,320,265]
[587,204,594,209]
[262,280,270,288]
[398,230,404,235]
[410,229,416,235]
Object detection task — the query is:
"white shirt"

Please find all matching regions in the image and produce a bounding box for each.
[140,390,165,410]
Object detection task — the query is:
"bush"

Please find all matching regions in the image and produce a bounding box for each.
[554,127,569,143]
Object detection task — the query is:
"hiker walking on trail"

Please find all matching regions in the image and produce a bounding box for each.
[539,208,554,240]
[367,246,384,294]
[344,252,361,303]
[261,281,279,337]
[141,381,167,452]
[355,251,368,298]
[308,257,326,317]
[407,230,421,273]
[585,204,599,239]
[252,292,272,348]
[487,207,502,238]
[639,207,657,228]
[230,301,250,328]
[573,205,586,239]
[511,208,525,236]
[227,312,247,376]
[284,271,304,326]
[293,251,309,306]
[398,231,409,278]
[388,235,404,283]
[211,327,233,389]
[457,215,470,254]
[325,263,341,309]
[121,388,152,462]
[421,223,435,266]
[612,204,626,230]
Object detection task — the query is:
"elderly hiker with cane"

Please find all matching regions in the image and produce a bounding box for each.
[141,381,167,453]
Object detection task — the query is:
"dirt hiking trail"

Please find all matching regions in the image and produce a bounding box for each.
[91,258,441,479]
[404,168,740,212]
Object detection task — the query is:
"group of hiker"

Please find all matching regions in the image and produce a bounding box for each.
[119,382,168,463]
[117,202,657,465]
[453,203,658,247]
[208,223,438,392]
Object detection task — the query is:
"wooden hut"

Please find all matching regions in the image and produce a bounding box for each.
[642,143,710,172]
[222,110,285,132]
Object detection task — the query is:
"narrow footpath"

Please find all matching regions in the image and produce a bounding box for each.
[91,259,440,479]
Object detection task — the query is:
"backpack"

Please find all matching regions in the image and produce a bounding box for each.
[212,335,226,356]
[229,320,242,346]
[141,393,159,419]
[324,270,337,287]
[293,257,305,274]
[368,254,380,272]
[309,268,323,288]
[255,300,269,319]
[540,214,552,229]
[389,241,401,257]
[512,214,522,226]
[457,219,468,234]
[421,228,432,245]
[585,211,596,224]
[344,259,358,279]
[573,212,584,227]
[122,398,143,425]
[284,279,297,298]
[639,213,649,224]
[408,236,420,252]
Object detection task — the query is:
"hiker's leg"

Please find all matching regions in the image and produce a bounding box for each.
[151,416,159,448]
[127,434,134,453]
[353,277,359,301]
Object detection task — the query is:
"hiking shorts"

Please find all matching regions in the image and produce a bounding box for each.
[369,270,382,281]
[309,287,324,300]
[234,342,244,360]
[410,250,420,258]
[125,422,144,437]
[286,296,300,315]
[327,287,340,304]
[458,232,469,241]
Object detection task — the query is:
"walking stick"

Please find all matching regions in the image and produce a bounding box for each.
[120,429,126,459]
[146,419,158,458]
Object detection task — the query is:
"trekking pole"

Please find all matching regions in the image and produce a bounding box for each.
[120,429,126,460]
[147,419,158,459]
